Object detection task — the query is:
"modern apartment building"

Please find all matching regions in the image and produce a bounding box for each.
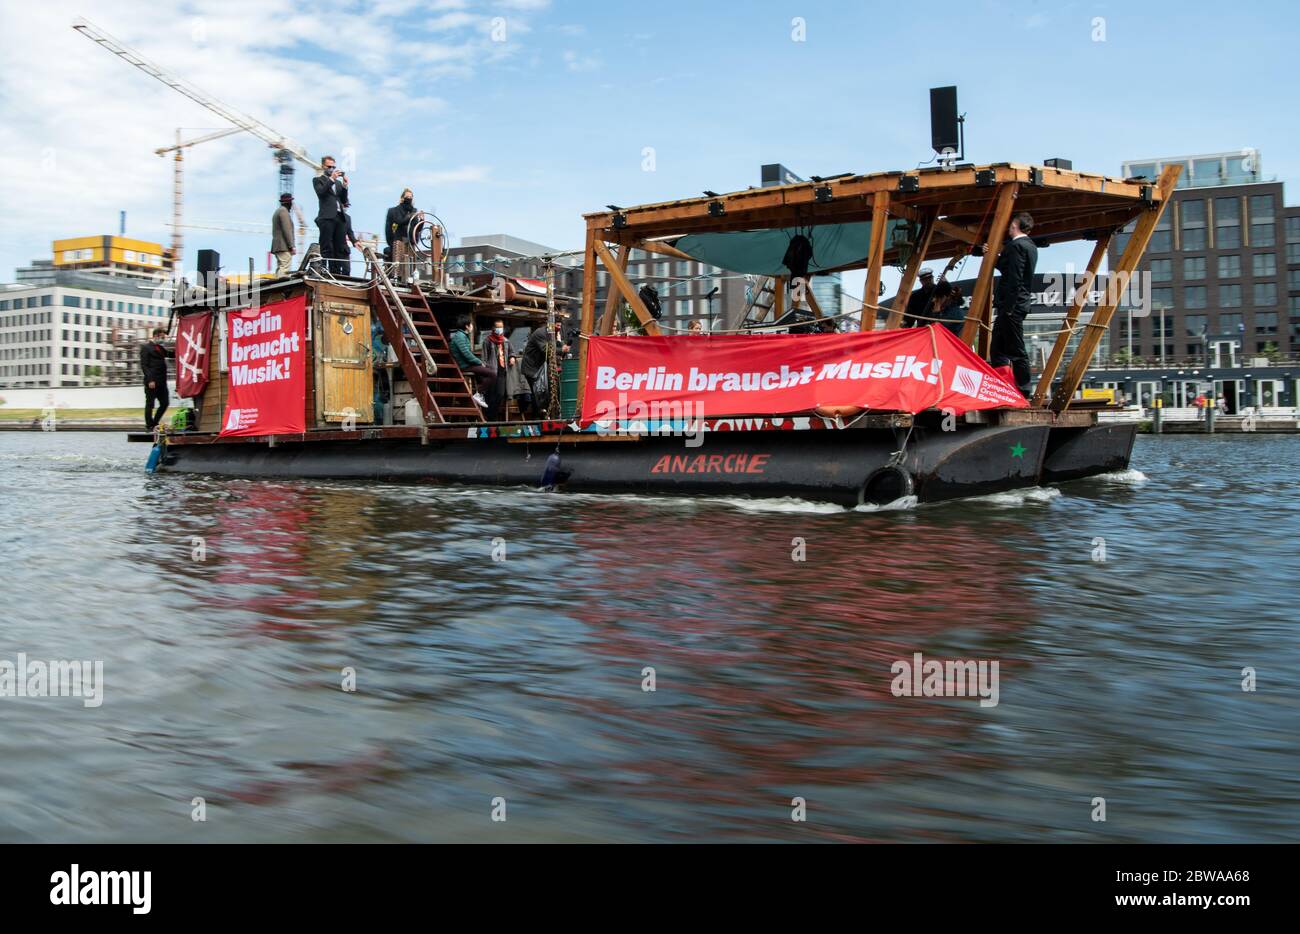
[0,237,174,388]
[1111,150,1298,363]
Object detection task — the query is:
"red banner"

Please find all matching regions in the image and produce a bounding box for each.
[175,311,212,398]
[219,294,308,437]
[581,325,1027,422]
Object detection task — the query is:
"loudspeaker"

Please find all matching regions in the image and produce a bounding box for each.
[196,249,220,279]
[929,86,960,152]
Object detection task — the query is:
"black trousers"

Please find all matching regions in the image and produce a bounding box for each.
[990,309,1031,391]
[316,218,349,276]
[144,381,169,430]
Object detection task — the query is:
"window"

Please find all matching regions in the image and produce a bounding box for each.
[1249,194,1275,223]
[1183,257,1206,280]
[1219,313,1243,333]
[1254,282,1277,306]
[1255,312,1278,334]
[1218,226,1241,249]
[1290,269,1300,291]
[1151,287,1173,308]
[1150,208,1172,252]
[1150,258,1172,282]
[1253,253,1277,277]
[1218,254,1241,278]
[1286,215,1300,243]
[1183,286,1207,309]
[1215,197,1240,248]
[1182,228,1206,251]
[1220,284,1242,307]
[1289,243,1300,264]
[62,296,80,307]
[1252,224,1275,247]
[1184,314,1207,336]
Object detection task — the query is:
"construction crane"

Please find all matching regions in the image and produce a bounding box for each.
[155,127,245,271]
[72,17,319,264]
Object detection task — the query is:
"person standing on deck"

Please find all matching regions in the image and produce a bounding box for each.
[902,268,936,327]
[140,327,172,431]
[385,189,421,283]
[989,212,1038,395]
[271,193,295,277]
[450,315,492,410]
[313,155,349,276]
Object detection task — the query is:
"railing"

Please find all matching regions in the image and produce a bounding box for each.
[360,244,436,376]
[1086,354,1300,370]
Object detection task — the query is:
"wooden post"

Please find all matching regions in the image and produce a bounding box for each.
[576,228,598,416]
[431,224,445,287]
[1030,233,1111,406]
[592,239,661,335]
[804,276,823,318]
[859,190,890,330]
[959,183,1018,350]
[884,210,939,329]
[1051,165,1182,413]
[598,243,632,335]
[772,275,785,323]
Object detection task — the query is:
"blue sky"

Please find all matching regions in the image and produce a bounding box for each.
[2,0,1297,299]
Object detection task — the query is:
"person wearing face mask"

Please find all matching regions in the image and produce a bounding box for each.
[479,318,522,420]
[385,188,421,283]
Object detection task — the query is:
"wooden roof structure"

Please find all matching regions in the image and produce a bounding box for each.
[577,161,1181,413]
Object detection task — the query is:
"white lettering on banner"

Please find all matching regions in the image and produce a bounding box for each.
[229,332,301,364]
[231,312,283,339]
[600,357,944,394]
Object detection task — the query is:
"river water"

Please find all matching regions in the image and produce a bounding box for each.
[0,430,1296,842]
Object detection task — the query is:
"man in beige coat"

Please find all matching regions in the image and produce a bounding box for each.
[271,193,295,276]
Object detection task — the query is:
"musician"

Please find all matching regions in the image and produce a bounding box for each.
[385,188,422,283]
[903,268,936,327]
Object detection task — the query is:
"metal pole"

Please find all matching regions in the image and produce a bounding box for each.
[1159,304,1166,364]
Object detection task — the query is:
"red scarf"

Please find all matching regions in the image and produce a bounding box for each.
[488,331,508,367]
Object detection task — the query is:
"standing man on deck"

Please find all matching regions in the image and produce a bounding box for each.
[313,155,348,276]
[140,327,172,431]
[902,268,936,327]
[385,188,421,283]
[271,193,295,277]
[989,212,1038,395]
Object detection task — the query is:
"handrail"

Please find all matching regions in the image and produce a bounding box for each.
[361,244,436,376]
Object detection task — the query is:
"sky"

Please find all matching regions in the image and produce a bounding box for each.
[1,0,1297,302]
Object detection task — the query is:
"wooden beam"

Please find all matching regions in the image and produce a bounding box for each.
[1051,164,1181,412]
[772,276,785,323]
[1030,233,1111,406]
[803,275,823,318]
[859,190,890,329]
[592,238,662,336]
[576,228,598,416]
[597,242,631,335]
[884,210,939,329]
[959,182,1018,349]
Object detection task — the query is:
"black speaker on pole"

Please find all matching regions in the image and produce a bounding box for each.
[929,86,960,153]
[197,249,220,280]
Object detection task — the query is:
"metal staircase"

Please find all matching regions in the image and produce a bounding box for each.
[364,245,480,424]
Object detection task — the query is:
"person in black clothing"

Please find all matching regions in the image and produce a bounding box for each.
[385,188,421,283]
[989,212,1038,394]
[140,327,172,430]
[313,155,349,276]
[930,281,966,337]
[903,268,935,327]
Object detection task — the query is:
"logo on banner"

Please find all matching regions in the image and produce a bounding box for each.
[952,366,985,398]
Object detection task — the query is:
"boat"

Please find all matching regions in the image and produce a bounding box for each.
[138,159,1180,506]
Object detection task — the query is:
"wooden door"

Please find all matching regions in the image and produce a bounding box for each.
[317,301,373,423]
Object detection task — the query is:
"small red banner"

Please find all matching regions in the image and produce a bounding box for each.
[219,294,308,437]
[175,311,213,398]
[581,325,1027,422]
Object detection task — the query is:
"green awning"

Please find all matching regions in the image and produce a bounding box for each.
[671,221,906,276]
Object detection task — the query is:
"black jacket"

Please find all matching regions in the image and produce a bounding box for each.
[520,326,554,380]
[994,235,1038,315]
[313,173,346,221]
[140,341,171,383]
[384,202,418,247]
[903,282,935,327]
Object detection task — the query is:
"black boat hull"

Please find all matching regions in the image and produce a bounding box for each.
[158,421,1136,506]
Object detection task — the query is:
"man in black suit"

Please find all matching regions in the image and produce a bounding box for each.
[313,154,349,275]
[990,211,1038,395]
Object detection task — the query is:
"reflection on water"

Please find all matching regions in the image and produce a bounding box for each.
[0,432,1296,842]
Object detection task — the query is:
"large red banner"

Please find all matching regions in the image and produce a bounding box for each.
[219,294,307,437]
[581,325,1027,422]
[175,311,212,398]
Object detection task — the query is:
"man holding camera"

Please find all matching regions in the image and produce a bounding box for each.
[313,155,349,276]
